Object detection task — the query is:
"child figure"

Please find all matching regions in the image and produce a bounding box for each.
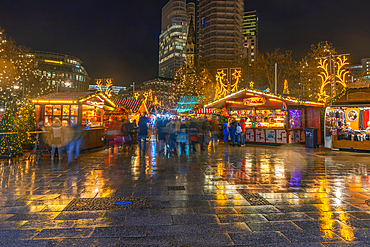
[223,122,229,143]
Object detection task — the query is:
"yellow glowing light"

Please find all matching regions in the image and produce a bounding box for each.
[143,92,149,102]
[44,60,63,65]
[231,69,241,93]
[317,56,348,103]
[134,92,140,100]
[249,81,254,89]
[215,70,228,100]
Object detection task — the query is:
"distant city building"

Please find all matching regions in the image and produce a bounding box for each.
[158,0,195,78]
[361,58,370,77]
[88,84,127,95]
[243,10,258,63]
[197,0,244,66]
[30,51,90,92]
[119,77,174,102]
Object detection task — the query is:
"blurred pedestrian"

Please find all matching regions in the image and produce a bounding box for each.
[68,120,83,165]
[177,119,188,155]
[121,118,133,151]
[166,118,177,155]
[138,114,149,154]
[211,116,219,146]
[50,119,63,160]
[156,117,166,153]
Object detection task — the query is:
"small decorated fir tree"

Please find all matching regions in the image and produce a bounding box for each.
[16,104,36,149]
[0,109,23,157]
[283,79,290,95]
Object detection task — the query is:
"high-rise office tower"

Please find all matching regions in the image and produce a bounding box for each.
[243,10,258,63]
[197,0,244,66]
[158,0,195,78]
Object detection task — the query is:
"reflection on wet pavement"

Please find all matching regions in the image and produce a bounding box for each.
[0,143,370,246]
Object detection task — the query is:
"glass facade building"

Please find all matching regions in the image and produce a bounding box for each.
[243,10,258,63]
[197,0,244,65]
[30,51,90,92]
[158,0,195,78]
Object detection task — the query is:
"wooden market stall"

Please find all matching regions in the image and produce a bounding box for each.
[113,99,150,124]
[32,92,115,150]
[325,86,370,151]
[205,89,325,145]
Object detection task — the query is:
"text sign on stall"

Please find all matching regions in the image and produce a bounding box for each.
[243,97,266,106]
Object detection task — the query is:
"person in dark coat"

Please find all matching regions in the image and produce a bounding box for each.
[229,118,241,146]
[138,114,149,154]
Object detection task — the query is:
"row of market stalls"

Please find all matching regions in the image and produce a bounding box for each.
[32,88,352,149]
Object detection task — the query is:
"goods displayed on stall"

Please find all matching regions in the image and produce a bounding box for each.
[205,89,324,145]
[326,87,370,151]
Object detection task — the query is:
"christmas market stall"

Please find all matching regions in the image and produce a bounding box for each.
[205,89,325,145]
[31,92,115,150]
[324,85,370,151]
[113,99,150,124]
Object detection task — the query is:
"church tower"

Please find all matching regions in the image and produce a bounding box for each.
[186,15,196,73]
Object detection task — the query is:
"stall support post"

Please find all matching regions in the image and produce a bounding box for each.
[275,63,278,95]
[78,103,83,127]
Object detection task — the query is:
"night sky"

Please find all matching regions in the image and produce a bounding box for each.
[1,0,369,86]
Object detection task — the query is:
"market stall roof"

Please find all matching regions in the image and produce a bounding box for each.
[113,99,150,113]
[174,96,205,113]
[204,89,324,109]
[331,88,370,106]
[31,92,115,107]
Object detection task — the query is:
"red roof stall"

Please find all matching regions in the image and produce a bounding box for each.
[205,89,325,145]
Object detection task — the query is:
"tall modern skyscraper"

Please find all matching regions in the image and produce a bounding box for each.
[197,0,244,66]
[243,10,258,63]
[158,0,195,78]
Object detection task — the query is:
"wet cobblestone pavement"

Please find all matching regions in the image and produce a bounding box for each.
[1,142,370,246]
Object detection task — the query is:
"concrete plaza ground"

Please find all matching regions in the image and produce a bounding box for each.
[0,142,370,246]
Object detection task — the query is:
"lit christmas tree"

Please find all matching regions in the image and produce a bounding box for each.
[16,103,36,150]
[0,27,56,108]
[0,109,23,157]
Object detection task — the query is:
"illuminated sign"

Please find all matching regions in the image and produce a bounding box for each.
[45,60,63,65]
[243,97,266,106]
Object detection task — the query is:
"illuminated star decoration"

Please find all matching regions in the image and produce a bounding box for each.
[134,92,140,100]
[249,81,254,89]
[317,91,330,103]
[215,70,228,100]
[231,69,241,93]
[143,92,149,102]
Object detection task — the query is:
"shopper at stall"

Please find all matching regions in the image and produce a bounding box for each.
[229,118,241,146]
[240,118,246,146]
[138,114,149,154]
[223,122,229,143]
[50,119,63,160]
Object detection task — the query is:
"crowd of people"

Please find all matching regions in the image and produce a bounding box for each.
[105,114,249,156]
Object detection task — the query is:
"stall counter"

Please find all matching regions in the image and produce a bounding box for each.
[245,128,305,144]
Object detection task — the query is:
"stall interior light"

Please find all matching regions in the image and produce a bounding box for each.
[245,93,255,96]
[269,99,282,102]
[32,100,77,104]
